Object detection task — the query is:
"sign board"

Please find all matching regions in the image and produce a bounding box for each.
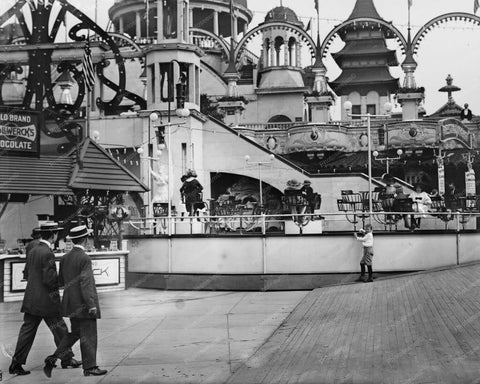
[438,164,445,195]
[11,257,120,292]
[0,109,40,156]
[153,202,168,217]
[465,170,476,196]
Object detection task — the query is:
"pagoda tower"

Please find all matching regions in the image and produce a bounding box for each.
[330,0,399,120]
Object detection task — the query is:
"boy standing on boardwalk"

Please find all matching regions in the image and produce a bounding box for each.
[354,224,374,283]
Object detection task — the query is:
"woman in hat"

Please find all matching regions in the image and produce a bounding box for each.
[180,169,203,216]
[10,223,80,376]
[44,225,107,378]
[409,183,432,230]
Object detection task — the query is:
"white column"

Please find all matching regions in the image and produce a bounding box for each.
[243,19,248,35]
[136,11,142,40]
[189,6,194,28]
[119,16,124,33]
[213,10,219,35]
[136,12,142,40]
[270,42,275,67]
[188,64,195,103]
[233,13,238,41]
[157,0,163,42]
[296,42,302,67]
[177,0,183,42]
[284,43,289,67]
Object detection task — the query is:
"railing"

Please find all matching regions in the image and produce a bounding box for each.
[238,122,299,130]
[337,191,480,232]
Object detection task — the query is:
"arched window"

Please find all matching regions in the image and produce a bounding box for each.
[268,115,292,123]
[264,38,271,67]
[288,37,296,66]
[274,36,284,66]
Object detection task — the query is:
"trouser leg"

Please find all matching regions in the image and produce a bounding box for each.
[13,313,41,365]
[44,317,74,362]
[74,318,98,370]
[49,321,80,363]
[367,265,373,281]
[360,263,366,275]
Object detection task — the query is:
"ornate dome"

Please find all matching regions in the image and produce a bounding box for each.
[264,6,303,27]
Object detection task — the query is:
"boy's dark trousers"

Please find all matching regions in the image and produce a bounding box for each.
[357,263,373,282]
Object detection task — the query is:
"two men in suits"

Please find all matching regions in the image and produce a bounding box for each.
[44,225,107,378]
[9,223,81,376]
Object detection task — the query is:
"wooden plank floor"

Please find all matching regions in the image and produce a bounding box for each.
[227,264,480,384]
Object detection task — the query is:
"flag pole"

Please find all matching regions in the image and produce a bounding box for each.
[86,33,91,139]
[316,1,320,46]
[408,0,411,31]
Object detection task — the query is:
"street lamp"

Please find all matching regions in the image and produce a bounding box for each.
[373,149,403,174]
[343,101,393,217]
[244,153,275,207]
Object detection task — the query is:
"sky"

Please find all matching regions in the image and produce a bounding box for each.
[1,0,480,117]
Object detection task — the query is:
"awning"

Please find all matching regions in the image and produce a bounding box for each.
[0,138,148,195]
[69,138,148,193]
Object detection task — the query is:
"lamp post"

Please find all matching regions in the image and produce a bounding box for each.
[343,101,393,217]
[244,154,275,207]
[148,60,190,234]
[373,149,403,174]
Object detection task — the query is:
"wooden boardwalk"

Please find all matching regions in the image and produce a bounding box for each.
[227,264,480,384]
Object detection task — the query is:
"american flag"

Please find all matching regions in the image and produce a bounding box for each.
[475,0,479,14]
[408,0,413,9]
[82,39,95,92]
[314,0,319,12]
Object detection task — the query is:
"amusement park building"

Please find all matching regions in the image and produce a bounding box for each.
[0,0,479,247]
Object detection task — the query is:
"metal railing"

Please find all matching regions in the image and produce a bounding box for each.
[124,210,480,237]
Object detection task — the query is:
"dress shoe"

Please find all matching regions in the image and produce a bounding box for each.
[9,362,30,375]
[43,356,57,378]
[61,358,82,369]
[84,367,107,376]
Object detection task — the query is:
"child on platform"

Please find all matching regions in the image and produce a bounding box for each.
[354,224,374,283]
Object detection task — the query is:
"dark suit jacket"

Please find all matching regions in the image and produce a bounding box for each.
[23,238,40,280]
[21,242,62,317]
[60,247,101,319]
[460,108,473,121]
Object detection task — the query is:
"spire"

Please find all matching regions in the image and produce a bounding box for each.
[347,0,382,20]
[401,28,418,88]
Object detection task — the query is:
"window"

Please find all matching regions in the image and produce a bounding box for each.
[351,105,361,119]
[367,104,376,115]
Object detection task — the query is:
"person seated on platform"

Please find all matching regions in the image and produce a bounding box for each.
[380,174,397,211]
[444,182,459,211]
[409,183,432,230]
[180,169,203,216]
[393,186,412,229]
[300,180,316,215]
[460,103,473,122]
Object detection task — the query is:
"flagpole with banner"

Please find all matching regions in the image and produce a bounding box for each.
[314,0,320,44]
[82,35,96,138]
[475,0,479,14]
[408,0,412,30]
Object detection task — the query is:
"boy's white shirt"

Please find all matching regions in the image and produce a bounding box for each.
[356,232,373,247]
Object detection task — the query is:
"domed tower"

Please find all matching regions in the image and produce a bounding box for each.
[255,6,307,124]
[330,0,399,120]
[109,0,252,42]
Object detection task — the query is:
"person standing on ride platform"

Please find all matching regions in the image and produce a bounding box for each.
[460,103,473,122]
[300,180,315,216]
[354,224,374,283]
[180,169,203,216]
[409,183,432,230]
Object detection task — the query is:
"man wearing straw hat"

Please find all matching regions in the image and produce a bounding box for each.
[9,222,81,376]
[44,225,107,378]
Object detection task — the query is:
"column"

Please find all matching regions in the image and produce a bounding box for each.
[189,7,194,28]
[243,20,248,35]
[189,64,195,103]
[157,0,163,42]
[136,11,142,40]
[296,42,302,67]
[233,13,238,41]
[177,0,183,42]
[284,43,289,67]
[213,10,219,35]
[119,16,124,33]
[270,42,275,67]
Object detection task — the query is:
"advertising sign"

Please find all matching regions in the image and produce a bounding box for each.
[438,164,445,195]
[465,170,476,196]
[0,109,40,155]
[11,257,120,291]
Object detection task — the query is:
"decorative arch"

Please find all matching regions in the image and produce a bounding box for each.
[320,18,408,59]
[234,21,316,64]
[412,12,480,54]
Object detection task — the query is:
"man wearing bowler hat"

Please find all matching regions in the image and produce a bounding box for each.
[9,222,81,376]
[44,225,107,378]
